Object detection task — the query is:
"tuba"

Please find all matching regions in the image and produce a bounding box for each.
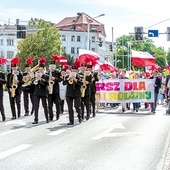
[81,71,91,97]
[11,70,19,97]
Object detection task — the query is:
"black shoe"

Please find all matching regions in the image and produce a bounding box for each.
[46,120,49,123]
[85,116,90,120]
[50,118,53,121]
[18,114,21,118]
[78,118,81,123]
[56,116,60,120]
[2,116,6,122]
[30,110,34,115]
[24,113,29,116]
[11,116,16,120]
[67,122,74,125]
[93,114,96,117]
[32,121,38,124]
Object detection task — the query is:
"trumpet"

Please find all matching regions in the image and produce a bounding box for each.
[34,72,43,85]
[67,70,76,84]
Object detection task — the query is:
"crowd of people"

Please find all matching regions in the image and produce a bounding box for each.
[0,55,169,124]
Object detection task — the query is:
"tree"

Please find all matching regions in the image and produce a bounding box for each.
[17,18,62,71]
[114,35,167,70]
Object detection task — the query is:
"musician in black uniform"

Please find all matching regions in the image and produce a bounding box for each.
[47,60,62,121]
[0,70,6,121]
[79,62,92,120]
[87,64,99,117]
[6,57,23,119]
[63,65,83,125]
[22,58,35,116]
[32,60,49,124]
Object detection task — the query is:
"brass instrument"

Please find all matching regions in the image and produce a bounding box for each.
[11,70,19,97]
[67,70,76,84]
[34,72,43,85]
[81,71,91,97]
[48,65,55,94]
[22,63,39,87]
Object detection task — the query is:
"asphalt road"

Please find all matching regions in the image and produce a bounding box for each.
[0,92,170,170]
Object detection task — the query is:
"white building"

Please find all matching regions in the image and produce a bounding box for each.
[0,24,18,72]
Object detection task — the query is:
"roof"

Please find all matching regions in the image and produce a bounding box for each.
[55,12,106,36]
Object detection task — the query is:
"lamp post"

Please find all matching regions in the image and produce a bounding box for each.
[87,14,105,50]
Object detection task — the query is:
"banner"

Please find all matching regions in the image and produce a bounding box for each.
[95,79,154,103]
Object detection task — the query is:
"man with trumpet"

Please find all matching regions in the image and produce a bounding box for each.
[6,56,23,119]
[47,56,62,121]
[79,62,92,120]
[63,62,83,125]
[32,57,49,124]
[22,57,36,116]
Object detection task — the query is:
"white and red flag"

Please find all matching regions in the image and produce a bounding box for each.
[131,50,155,66]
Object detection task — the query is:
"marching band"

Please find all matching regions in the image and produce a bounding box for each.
[0,56,100,125]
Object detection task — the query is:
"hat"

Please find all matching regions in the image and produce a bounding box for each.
[61,68,66,72]
[25,57,33,67]
[71,65,78,70]
[50,60,56,65]
[81,62,87,67]
[50,54,60,65]
[0,58,8,65]
[38,56,46,68]
[11,56,20,67]
[87,64,92,68]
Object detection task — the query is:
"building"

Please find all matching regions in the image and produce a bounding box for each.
[56,12,111,62]
[0,24,18,72]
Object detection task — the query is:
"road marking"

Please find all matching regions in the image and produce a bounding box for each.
[92,123,126,140]
[0,144,32,159]
[48,128,71,136]
[5,120,27,126]
[0,129,21,136]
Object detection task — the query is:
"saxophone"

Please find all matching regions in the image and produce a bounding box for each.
[48,65,55,94]
[11,71,19,97]
[81,71,91,97]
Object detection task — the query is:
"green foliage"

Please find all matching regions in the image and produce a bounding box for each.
[17,18,62,71]
[62,52,74,66]
[115,35,167,70]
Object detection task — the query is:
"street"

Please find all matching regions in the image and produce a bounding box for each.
[0,92,170,170]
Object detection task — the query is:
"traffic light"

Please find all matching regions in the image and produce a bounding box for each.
[134,26,143,41]
[167,27,170,41]
[109,44,113,52]
[17,25,26,39]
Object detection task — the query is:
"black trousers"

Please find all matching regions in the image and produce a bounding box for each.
[48,93,61,120]
[66,96,81,123]
[61,100,64,113]
[9,93,21,118]
[90,93,96,115]
[0,96,5,119]
[81,95,91,119]
[34,95,49,122]
[23,90,34,114]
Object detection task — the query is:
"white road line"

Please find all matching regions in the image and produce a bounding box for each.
[0,144,32,159]
[0,129,21,136]
[48,129,70,136]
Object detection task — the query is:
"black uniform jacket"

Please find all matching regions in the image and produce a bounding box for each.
[6,71,23,95]
[150,76,162,94]
[79,72,92,96]
[47,70,63,93]
[90,72,99,94]
[34,74,49,97]
[0,71,6,96]
[63,74,83,98]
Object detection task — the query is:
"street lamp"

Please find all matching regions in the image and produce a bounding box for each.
[87,14,105,50]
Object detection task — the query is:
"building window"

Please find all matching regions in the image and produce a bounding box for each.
[7,39,14,46]
[0,51,3,57]
[7,51,14,59]
[77,36,81,42]
[63,46,66,52]
[71,35,75,42]
[71,47,75,54]
[0,39,3,46]
[92,48,95,52]
[92,36,95,42]
[77,47,80,54]
[61,35,66,41]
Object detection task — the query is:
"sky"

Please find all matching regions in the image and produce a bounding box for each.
[0,0,170,51]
